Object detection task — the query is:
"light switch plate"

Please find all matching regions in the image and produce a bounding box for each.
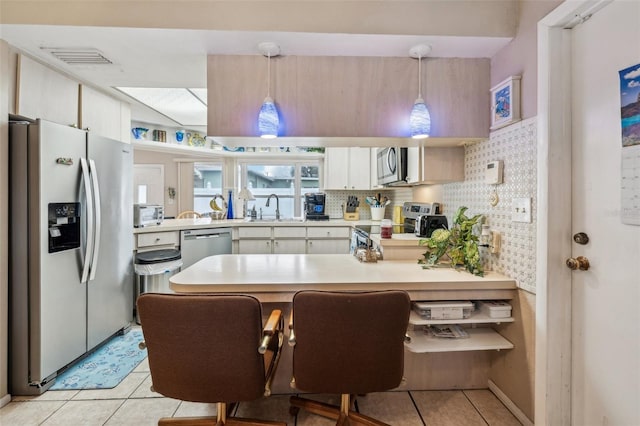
[512,197,532,223]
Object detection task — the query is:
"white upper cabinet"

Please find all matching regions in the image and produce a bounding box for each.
[80,85,130,142]
[16,54,79,127]
[324,147,371,190]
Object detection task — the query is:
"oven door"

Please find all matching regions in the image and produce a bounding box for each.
[350,228,371,254]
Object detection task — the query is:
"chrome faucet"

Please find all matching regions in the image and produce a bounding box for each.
[265,194,280,220]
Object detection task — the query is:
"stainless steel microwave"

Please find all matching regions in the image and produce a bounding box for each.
[133,204,163,228]
[376,147,407,186]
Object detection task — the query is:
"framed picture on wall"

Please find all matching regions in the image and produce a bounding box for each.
[490,75,521,130]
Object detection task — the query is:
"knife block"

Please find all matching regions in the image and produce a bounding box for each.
[343,206,360,221]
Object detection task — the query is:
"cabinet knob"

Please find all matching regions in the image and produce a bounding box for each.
[155,238,161,242]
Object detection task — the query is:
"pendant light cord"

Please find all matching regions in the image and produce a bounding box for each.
[417,55,422,98]
[267,53,271,98]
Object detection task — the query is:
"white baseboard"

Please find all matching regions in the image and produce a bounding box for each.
[0,393,12,408]
[488,380,533,426]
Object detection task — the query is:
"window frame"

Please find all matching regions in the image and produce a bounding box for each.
[238,159,320,218]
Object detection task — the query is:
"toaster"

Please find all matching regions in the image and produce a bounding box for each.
[133,204,164,228]
[414,214,448,238]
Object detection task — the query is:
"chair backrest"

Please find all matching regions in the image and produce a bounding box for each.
[291,290,411,395]
[177,210,202,219]
[137,293,265,403]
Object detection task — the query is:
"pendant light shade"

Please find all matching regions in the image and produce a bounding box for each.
[409,44,432,139]
[259,96,279,139]
[258,42,280,139]
[410,97,431,139]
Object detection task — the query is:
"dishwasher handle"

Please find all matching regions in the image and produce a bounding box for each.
[182,230,232,241]
[191,234,223,240]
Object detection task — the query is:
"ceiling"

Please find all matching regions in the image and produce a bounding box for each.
[0,1,517,130]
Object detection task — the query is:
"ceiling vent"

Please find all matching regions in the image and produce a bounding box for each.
[41,47,113,65]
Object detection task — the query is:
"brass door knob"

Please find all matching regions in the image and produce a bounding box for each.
[566,256,590,271]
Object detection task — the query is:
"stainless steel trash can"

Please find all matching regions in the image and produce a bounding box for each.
[134,249,182,324]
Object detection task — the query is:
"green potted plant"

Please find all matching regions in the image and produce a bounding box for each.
[418,206,484,277]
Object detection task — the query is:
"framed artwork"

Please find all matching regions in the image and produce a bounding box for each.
[490,75,521,130]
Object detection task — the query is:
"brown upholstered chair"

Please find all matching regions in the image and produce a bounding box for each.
[137,293,286,426]
[288,290,411,426]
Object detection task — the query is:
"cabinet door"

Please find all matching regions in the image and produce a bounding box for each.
[421,147,465,184]
[406,146,422,184]
[273,239,307,254]
[371,147,383,189]
[238,227,272,238]
[307,227,351,239]
[347,147,371,190]
[324,147,350,189]
[16,54,79,127]
[307,239,350,254]
[238,239,272,254]
[80,85,125,141]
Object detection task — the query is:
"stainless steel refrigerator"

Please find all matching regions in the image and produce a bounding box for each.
[9,119,133,395]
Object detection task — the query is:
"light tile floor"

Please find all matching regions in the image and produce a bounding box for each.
[1,358,523,426]
[0,354,520,426]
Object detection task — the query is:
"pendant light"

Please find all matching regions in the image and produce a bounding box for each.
[258,42,280,139]
[409,44,432,139]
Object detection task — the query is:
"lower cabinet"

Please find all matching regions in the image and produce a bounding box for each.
[238,239,272,254]
[236,225,351,254]
[307,239,349,254]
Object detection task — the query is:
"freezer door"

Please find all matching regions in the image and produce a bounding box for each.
[10,120,89,391]
[86,134,133,350]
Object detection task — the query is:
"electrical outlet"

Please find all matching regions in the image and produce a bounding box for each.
[512,197,532,223]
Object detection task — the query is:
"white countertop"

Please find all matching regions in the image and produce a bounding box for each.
[134,218,376,233]
[169,254,516,301]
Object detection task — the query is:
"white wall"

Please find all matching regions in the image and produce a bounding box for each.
[0,39,10,407]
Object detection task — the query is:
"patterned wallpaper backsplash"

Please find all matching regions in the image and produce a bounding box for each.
[324,188,413,220]
[441,117,538,294]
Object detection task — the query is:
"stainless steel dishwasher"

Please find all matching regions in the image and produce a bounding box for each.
[180,228,232,269]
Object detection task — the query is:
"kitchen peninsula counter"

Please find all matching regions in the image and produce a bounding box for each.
[169,254,516,302]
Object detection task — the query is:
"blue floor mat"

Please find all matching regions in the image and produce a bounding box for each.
[50,328,147,390]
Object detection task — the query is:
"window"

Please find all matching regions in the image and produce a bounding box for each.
[240,161,320,218]
[193,162,224,213]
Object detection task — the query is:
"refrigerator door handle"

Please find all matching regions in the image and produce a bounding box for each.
[88,159,102,281]
[80,158,95,284]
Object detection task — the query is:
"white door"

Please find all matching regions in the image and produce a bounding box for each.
[539,1,640,424]
[133,164,164,205]
[569,2,640,424]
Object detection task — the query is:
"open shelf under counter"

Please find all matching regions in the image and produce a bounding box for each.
[405,328,514,353]
[409,310,515,326]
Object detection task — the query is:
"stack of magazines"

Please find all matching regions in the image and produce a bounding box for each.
[424,324,469,338]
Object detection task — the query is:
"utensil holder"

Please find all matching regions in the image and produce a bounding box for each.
[343,207,360,221]
[370,206,386,221]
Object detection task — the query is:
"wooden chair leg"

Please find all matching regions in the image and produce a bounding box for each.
[158,417,219,425]
[290,395,341,421]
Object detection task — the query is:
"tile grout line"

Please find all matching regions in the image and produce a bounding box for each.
[462,390,490,426]
[407,391,427,426]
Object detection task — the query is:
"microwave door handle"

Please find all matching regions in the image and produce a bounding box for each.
[88,159,101,281]
[386,148,397,174]
[80,158,94,284]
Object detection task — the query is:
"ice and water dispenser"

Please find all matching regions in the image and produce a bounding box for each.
[48,202,81,253]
